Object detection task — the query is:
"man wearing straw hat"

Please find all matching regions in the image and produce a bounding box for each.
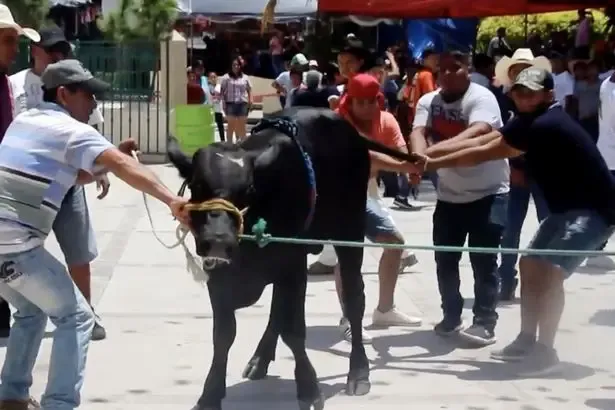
[493,49,551,301]
[0,4,41,347]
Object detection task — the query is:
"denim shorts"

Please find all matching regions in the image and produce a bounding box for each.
[52,185,98,266]
[527,210,615,276]
[365,196,399,240]
[225,102,249,117]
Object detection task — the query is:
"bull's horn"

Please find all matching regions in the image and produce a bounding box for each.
[261,0,277,34]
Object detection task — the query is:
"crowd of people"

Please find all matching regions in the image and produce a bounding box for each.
[209,14,615,375]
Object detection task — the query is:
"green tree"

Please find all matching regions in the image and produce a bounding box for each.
[2,0,50,29]
[100,0,178,42]
[477,11,608,52]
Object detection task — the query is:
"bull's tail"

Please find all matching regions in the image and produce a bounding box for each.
[362,135,422,163]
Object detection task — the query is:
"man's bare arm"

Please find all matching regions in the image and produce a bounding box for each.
[426,134,523,171]
[409,126,428,154]
[426,128,503,158]
[94,148,176,206]
[425,122,492,157]
[369,145,416,174]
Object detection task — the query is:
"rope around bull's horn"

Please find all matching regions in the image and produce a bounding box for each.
[131,151,209,285]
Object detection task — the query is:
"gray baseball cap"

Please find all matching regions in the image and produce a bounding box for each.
[41,59,110,95]
[511,67,554,91]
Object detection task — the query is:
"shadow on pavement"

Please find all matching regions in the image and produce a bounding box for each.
[589,309,615,327]
[224,377,345,408]
[304,325,596,383]
[585,398,615,409]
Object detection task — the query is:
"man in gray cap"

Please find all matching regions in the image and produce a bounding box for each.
[423,67,615,376]
[9,25,109,342]
[0,59,190,410]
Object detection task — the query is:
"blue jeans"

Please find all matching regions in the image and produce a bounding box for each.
[528,210,615,276]
[0,246,94,409]
[433,194,508,329]
[499,182,549,285]
[379,171,411,199]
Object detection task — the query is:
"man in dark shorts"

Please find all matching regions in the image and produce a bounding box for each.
[422,67,615,376]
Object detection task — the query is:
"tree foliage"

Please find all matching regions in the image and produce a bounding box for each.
[477,11,608,52]
[2,0,50,29]
[99,0,178,42]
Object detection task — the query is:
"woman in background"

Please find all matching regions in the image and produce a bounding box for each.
[208,72,225,142]
[220,57,252,142]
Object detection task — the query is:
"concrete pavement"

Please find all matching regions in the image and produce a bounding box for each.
[2,168,615,410]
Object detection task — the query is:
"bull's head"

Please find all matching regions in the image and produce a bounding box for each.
[167,136,279,270]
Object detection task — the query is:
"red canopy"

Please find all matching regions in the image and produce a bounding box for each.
[318,0,615,18]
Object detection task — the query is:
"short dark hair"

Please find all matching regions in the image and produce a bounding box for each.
[42,83,81,103]
[421,48,436,60]
[442,50,469,65]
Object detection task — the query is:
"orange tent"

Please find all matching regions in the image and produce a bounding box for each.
[318,0,615,18]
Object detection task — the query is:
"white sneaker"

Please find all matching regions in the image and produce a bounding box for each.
[585,255,615,270]
[339,317,372,344]
[372,307,422,327]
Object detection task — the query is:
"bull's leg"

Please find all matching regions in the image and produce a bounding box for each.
[336,245,370,396]
[193,284,237,410]
[242,285,280,380]
[277,270,324,410]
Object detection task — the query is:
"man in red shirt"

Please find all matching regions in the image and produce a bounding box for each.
[333,74,423,343]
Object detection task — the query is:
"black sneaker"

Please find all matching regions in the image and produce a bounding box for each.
[491,332,536,362]
[393,196,417,210]
[459,324,496,347]
[434,317,464,337]
[517,343,561,377]
[91,309,107,341]
[499,278,518,302]
[307,261,335,275]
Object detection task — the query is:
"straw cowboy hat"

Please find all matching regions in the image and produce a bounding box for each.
[0,4,40,42]
[494,48,551,87]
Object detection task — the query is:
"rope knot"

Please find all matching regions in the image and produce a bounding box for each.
[251,218,271,248]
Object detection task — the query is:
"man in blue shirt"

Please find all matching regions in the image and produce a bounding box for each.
[0,60,189,409]
[422,67,615,377]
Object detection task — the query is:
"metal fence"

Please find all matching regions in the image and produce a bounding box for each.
[12,39,171,155]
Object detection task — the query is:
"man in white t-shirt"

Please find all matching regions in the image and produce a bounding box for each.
[9,26,109,341]
[590,72,615,269]
[411,51,508,347]
[549,53,576,114]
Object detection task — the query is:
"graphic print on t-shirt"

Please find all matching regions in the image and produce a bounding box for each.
[430,104,467,142]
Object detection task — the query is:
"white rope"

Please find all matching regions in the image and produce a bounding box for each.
[131,151,209,284]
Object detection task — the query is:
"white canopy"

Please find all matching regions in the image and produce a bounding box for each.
[175,0,316,16]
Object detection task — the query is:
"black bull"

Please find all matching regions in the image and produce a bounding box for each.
[167,108,421,410]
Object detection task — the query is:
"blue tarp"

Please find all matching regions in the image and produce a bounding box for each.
[405,18,480,59]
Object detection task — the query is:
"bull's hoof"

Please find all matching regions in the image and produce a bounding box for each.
[298,394,325,410]
[242,356,270,380]
[345,370,371,396]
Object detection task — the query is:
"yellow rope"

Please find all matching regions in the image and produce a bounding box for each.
[261,0,277,34]
[184,198,246,235]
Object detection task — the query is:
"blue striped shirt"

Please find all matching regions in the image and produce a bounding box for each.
[0,103,114,254]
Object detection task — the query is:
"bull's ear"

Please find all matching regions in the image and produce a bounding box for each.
[167,135,193,181]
